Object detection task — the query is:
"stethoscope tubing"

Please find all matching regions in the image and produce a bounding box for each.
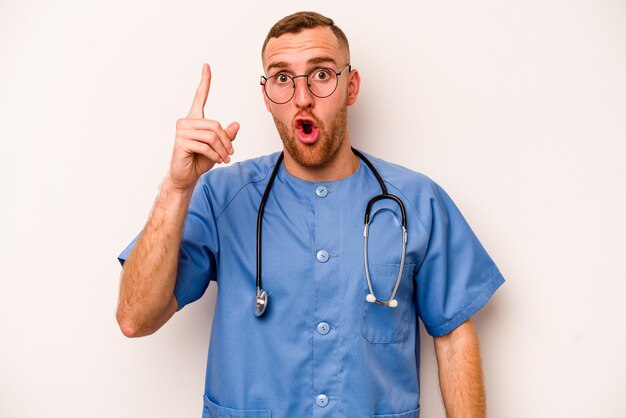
[254,152,284,316]
[255,147,407,317]
[363,195,408,307]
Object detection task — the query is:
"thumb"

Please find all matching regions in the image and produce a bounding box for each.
[225,122,240,140]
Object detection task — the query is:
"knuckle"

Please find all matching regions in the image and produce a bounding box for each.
[174,130,187,141]
[208,150,220,162]
[177,138,188,148]
[206,120,221,131]
[207,132,218,144]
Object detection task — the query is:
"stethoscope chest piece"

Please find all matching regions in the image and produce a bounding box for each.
[254,289,268,317]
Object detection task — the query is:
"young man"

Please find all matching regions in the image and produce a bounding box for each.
[117,11,504,418]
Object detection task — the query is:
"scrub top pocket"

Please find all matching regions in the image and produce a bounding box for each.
[202,395,271,418]
[361,263,414,344]
[373,405,420,417]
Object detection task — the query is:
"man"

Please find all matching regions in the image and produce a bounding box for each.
[117,11,504,418]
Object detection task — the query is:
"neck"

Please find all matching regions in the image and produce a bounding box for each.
[283,140,360,182]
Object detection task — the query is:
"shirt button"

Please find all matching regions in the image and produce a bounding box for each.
[316,394,329,408]
[317,322,330,335]
[315,185,328,197]
[316,250,329,263]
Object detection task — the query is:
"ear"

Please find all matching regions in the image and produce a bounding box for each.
[262,85,272,112]
[346,68,361,106]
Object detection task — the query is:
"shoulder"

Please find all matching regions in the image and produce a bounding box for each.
[194,151,281,215]
[201,152,280,186]
[358,151,457,229]
[358,151,441,199]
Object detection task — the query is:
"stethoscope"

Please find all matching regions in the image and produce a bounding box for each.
[254,147,407,317]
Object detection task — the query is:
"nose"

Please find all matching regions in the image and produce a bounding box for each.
[292,75,314,109]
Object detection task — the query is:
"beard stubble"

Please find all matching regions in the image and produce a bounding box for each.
[273,104,348,168]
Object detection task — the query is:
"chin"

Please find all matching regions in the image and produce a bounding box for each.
[274,107,348,169]
[285,136,343,168]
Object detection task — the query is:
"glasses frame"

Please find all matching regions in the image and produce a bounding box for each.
[260,64,352,104]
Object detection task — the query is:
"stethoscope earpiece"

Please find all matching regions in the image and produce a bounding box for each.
[365,293,399,308]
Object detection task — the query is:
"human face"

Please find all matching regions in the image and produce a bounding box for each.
[262,26,360,170]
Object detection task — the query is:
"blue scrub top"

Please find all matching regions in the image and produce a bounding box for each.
[118,151,504,418]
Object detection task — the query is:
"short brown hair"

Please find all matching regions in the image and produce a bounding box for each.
[262,11,350,61]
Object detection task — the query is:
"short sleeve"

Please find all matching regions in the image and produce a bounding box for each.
[118,235,139,267]
[415,182,504,337]
[116,180,219,311]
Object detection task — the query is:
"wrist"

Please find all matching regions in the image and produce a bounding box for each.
[162,175,197,198]
[152,176,196,220]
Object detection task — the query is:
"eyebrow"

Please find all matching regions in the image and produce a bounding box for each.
[307,57,338,66]
[266,57,339,73]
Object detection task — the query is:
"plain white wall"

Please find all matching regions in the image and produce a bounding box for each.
[1,0,625,416]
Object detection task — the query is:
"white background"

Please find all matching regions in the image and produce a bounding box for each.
[1,1,625,417]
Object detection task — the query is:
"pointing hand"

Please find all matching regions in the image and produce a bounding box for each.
[168,64,239,191]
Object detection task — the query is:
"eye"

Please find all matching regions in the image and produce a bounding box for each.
[275,73,291,84]
[312,68,331,81]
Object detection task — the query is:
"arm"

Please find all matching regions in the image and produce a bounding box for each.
[433,319,486,418]
[116,180,191,338]
[116,64,239,338]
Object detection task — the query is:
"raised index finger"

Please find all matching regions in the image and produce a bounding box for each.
[187,63,211,119]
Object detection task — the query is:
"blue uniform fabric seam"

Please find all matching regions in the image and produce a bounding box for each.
[173,183,221,310]
[426,272,504,337]
[211,163,275,223]
[358,152,431,237]
[381,179,430,238]
[382,179,431,264]
[380,178,437,284]
[360,154,436,268]
[195,188,221,261]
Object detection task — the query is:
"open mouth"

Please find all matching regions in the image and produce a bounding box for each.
[295,117,319,144]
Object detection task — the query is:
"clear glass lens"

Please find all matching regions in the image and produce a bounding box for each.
[264,67,339,104]
[265,75,295,104]
[308,68,336,96]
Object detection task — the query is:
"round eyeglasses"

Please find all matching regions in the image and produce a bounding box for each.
[260,64,351,104]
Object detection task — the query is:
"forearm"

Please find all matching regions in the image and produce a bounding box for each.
[434,319,486,418]
[116,177,195,337]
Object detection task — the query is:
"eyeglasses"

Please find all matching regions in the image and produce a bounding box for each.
[260,64,351,104]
